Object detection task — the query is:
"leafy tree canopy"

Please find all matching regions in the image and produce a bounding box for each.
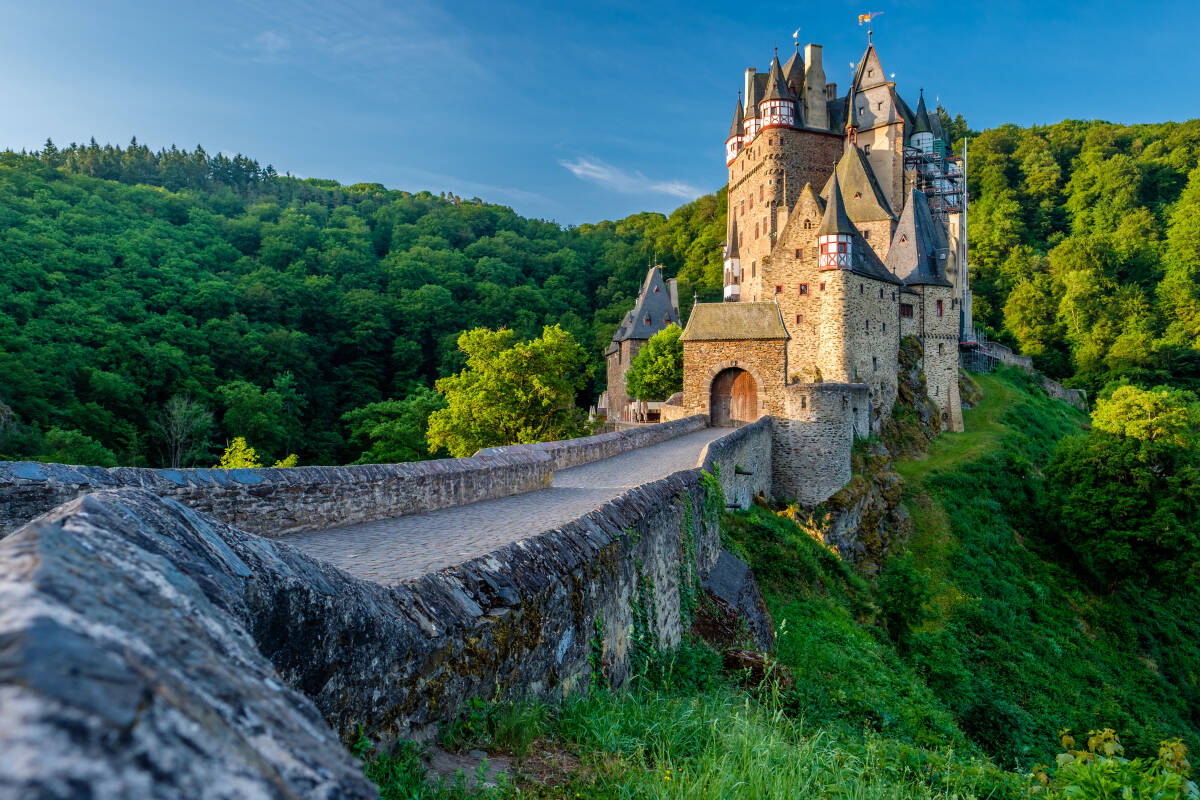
[624,323,683,402]
[426,325,594,457]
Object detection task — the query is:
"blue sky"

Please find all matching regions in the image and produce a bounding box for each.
[1,0,1196,224]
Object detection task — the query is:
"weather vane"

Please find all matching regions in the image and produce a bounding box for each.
[858,11,884,43]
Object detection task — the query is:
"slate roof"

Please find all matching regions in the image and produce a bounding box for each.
[912,91,933,135]
[762,52,794,101]
[885,189,953,287]
[820,146,895,222]
[681,302,790,342]
[729,98,744,138]
[726,218,740,260]
[607,266,680,350]
[817,172,856,236]
[782,47,804,95]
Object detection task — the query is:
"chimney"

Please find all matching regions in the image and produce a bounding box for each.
[744,68,757,111]
[802,44,829,130]
[825,82,837,101]
[667,278,680,319]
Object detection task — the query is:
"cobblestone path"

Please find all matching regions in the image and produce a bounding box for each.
[285,427,728,586]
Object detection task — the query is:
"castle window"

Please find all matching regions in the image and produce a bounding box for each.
[801,396,807,408]
[859,284,864,294]
[755,222,759,238]
[820,282,826,291]
[752,262,756,277]
[877,102,882,110]
[865,319,869,331]
[937,299,944,317]
[749,196,753,210]
[796,313,804,323]
[803,219,812,229]
[882,322,886,332]
[934,385,939,396]
[951,298,957,308]
[900,303,914,318]
[775,285,782,294]
[795,248,802,258]
[863,230,870,239]
[892,292,896,301]
[938,343,945,355]
[759,185,764,201]
[873,356,878,371]
[879,287,884,298]
[798,283,808,295]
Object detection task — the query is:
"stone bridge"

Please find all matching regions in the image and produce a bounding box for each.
[0,417,777,798]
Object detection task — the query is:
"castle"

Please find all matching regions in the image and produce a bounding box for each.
[616,32,974,504]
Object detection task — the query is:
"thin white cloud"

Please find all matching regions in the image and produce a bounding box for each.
[558,156,700,200]
[250,30,289,63]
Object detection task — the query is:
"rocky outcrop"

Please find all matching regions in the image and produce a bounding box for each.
[692,549,775,651]
[0,490,376,800]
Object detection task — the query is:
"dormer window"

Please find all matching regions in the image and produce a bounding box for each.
[775,285,782,294]
[803,219,812,230]
[900,234,907,243]
[665,314,671,323]
[854,191,862,199]
[863,145,871,155]
[653,285,660,293]
[644,316,651,325]
[863,230,870,239]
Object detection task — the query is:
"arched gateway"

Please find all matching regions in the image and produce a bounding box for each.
[710,367,758,427]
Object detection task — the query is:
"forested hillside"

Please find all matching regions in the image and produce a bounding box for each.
[2,118,1199,467]
[0,141,725,466]
[967,119,1200,394]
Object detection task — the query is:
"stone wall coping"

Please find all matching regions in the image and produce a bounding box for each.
[697,417,771,474]
[475,415,707,471]
[0,449,552,492]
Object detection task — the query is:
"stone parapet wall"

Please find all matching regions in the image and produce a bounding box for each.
[0,451,553,539]
[4,469,732,748]
[697,416,773,508]
[1042,376,1088,411]
[476,416,707,471]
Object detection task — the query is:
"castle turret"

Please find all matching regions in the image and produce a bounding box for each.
[726,97,744,165]
[910,90,934,154]
[817,173,855,270]
[759,50,796,129]
[723,219,741,301]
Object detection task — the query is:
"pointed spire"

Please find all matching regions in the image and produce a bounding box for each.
[817,172,857,237]
[729,95,744,139]
[726,218,740,260]
[912,89,932,135]
[762,50,794,101]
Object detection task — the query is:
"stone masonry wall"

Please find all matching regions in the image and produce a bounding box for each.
[0,452,552,539]
[843,273,901,430]
[680,339,789,419]
[920,285,964,431]
[698,416,773,508]
[771,382,869,505]
[727,127,843,287]
[478,416,706,470]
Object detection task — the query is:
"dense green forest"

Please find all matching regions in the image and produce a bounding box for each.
[0,139,725,466]
[3,120,1198,466]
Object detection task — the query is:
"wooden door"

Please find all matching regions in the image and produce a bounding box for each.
[710,368,757,427]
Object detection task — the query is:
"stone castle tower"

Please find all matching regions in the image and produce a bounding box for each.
[602,265,679,423]
[659,31,972,504]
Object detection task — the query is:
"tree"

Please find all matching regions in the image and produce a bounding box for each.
[343,386,447,464]
[152,395,213,468]
[624,324,683,401]
[216,380,287,456]
[215,436,262,468]
[426,324,594,457]
[37,427,118,467]
[1047,385,1200,585]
